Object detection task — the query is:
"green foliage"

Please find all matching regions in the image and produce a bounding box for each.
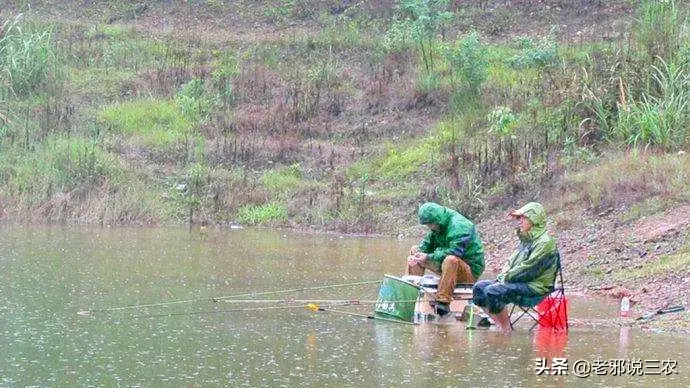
[85,24,134,40]
[416,72,440,94]
[0,17,58,95]
[562,136,597,168]
[176,79,214,124]
[316,21,363,49]
[487,106,518,138]
[444,31,488,103]
[236,202,287,224]
[98,98,191,146]
[186,162,209,207]
[388,0,453,74]
[211,52,238,106]
[264,0,316,21]
[376,142,435,180]
[509,35,559,70]
[1,136,121,201]
[68,67,136,99]
[261,164,303,195]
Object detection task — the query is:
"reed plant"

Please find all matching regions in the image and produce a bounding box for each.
[635,0,684,62]
[614,58,688,149]
[0,16,58,96]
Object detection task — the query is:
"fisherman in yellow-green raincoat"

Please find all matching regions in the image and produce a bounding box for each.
[472,202,559,333]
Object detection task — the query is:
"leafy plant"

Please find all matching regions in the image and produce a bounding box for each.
[387,0,453,74]
[487,106,518,138]
[176,79,214,124]
[444,31,488,104]
[509,35,558,70]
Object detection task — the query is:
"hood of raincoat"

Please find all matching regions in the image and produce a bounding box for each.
[514,202,547,242]
[418,202,451,227]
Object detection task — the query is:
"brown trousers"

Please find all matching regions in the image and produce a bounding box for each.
[406,255,475,303]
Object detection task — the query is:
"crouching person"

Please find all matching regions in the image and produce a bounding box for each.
[472,202,558,333]
[406,202,485,316]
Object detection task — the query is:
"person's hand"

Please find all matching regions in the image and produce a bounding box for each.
[409,245,419,255]
[408,252,427,267]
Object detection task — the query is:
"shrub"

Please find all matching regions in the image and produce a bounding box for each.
[176,79,214,124]
[444,31,488,104]
[509,35,558,70]
[487,106,518,138]
[387,0,453,74]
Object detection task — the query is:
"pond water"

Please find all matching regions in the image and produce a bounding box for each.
[1,226,687,387]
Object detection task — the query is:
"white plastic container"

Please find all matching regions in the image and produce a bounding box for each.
[620,296,631,317]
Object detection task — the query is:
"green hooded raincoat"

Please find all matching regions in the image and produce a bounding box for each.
[417,203,485,279]
[497,202,559,295]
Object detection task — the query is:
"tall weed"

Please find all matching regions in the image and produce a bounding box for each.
[635,0,684,62]
[0,16,59,95]
[615,58,688,149]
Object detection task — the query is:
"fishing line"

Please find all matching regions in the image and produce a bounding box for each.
[78,279,382,315]
[132,304,310,319]
[217,298,416,305]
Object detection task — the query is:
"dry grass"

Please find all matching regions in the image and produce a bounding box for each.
[555,151,690,212]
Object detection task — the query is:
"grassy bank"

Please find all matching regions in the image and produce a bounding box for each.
[0,0,688,231]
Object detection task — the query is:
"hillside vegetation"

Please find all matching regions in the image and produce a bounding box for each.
[0,0,687,233]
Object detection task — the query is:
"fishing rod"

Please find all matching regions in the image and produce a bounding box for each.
[77,279,383,316]
[307,303,418,325]
[128,301,418,327]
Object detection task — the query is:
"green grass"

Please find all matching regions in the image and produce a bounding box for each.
[1,136,122,203]
[619,196,678,224]
[374,141,436,180]
[613,248,690,281]
[98,97,191,146]
[236,202,288,224]
[261,164,303,196]
[68,67,137,98]
[613,58,689,149]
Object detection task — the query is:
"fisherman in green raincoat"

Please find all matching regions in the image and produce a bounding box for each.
[406,202,485,316]
[472,202,559,332]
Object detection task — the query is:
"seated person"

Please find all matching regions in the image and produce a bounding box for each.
[406,202,485,316]
[472,202,559,333]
